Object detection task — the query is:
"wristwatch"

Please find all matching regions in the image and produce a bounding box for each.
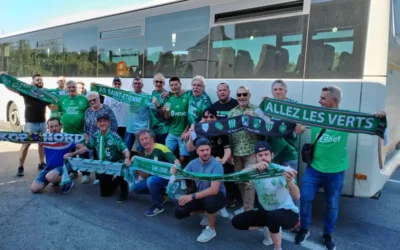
[191,193,196,200]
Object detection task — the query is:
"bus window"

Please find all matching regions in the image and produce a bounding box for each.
[63,27,97,77]
[144,7,210,78]
[0,40,34,77]
[34,39,63,77]
[305,0,369,79]
[208,15,306,79]
[394,0,400,37]
[98,36,143,78]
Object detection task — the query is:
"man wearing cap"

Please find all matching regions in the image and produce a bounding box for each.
[64,114,131,203]
[232,141,299,249]
[170,137,227,243]
[104,77,127,139]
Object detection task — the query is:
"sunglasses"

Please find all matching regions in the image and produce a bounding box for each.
[89,99,97,103]
[203,115,215,119]
[154,80,164,84]
[237,93,248,97]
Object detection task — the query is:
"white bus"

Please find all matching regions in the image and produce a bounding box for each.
[0,0,399,198]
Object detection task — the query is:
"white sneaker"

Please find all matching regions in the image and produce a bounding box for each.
[200,214,209,226]
[218,207,229,218]
[180,180,187,190]
[234,206,244,215]
[81,175,90,184]
[262,227,273,246]
[93,179,99,185]
[197,226,217,243]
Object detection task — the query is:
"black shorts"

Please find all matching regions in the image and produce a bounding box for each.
[175,192,227,219]
[232,208,298,233]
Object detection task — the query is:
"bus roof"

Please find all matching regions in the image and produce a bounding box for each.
[0,0,180,39]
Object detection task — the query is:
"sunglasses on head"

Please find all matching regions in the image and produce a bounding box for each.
[154,80,164,84]
[237,93,248,97]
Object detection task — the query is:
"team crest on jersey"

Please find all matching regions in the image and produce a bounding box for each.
[107,139,113,145]
[202,123,209,132]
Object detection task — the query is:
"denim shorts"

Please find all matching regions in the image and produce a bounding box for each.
[24,122,46,133]
[166,133,189,156]
[34,166,63,186]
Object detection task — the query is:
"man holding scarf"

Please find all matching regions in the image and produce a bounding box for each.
[64,114,131,203]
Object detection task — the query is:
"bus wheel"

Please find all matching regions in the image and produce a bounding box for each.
[8,102,22,132]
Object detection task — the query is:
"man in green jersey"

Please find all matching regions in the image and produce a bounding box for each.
[163,76,190,190]
[57,80,89,134]
[64,114,131,203]
[150,73,169,145]
[49,76,67,118]
[295,86,386,250]
[131,128,181,216]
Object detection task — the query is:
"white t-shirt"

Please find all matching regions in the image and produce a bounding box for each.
[253,173,299,213]
[103,96,127,127]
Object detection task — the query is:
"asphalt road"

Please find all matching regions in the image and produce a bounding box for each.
[0,122,399,250]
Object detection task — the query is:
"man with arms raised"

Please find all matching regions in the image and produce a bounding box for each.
[295,86,386,250]
[171,138,227,243]
[31,118,75,194]
[131,129,181,216]
[0,73,50,176]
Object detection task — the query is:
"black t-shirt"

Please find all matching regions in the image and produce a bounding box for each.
[212,98,239,120]
[22,94,49,123]
[193,135,230,159]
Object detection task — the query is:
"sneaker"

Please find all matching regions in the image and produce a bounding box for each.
[218,207,229,218]
[62,181,74,194]
[161,195,169,205]
[200,214,209,226]
[233,206,244,215]
[93,179,99,185]
[262,227,273,246]
[197,226,217,243]
[143,205,164,217]
[38,162,46,170]
[81,175,90,184]
[227,197,236,208]
[295,228,310,244]
[180,180,187,190]
[290,219,301,233]
[69,172,78,179]
[322,234,336,250]
[16,166,24,177]
[117,195,128,204]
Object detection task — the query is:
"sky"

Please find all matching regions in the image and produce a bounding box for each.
[0,0,176,36]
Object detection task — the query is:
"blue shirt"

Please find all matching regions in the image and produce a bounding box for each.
[42,142,75,171]
[184,156,226,195]
[126,91,154,133]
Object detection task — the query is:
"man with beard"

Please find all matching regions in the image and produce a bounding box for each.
[0,73,51,176]
[211,82,238,120]
[171,138,227,243]
[30,118,75,194]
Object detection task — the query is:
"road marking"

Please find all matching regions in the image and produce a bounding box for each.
[0,180,25,186]
[388,179,400,184]
[226,212,324,250]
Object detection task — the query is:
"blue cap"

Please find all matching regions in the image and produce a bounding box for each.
[195,137,211,148]
[113,77,121,83]
[254,141,272,154]
[97,114,110,121]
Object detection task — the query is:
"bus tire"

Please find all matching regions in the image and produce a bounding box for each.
[7,102,23,132]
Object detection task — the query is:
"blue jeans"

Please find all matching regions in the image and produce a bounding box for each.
[133,176,169,207]
[300,166,344,234]
[165,133,188,156]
